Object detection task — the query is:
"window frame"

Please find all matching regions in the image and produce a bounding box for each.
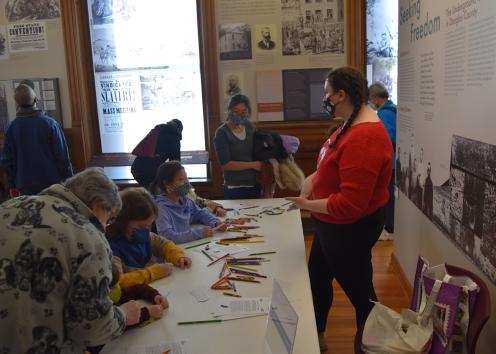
[61,0,220,180]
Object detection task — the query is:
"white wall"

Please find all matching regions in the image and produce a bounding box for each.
[394,196,496,354]
[0,10,71,128]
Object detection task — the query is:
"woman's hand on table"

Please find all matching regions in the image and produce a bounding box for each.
[177,257,192,269]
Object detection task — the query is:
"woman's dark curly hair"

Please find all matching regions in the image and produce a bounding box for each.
[326,67,368,148]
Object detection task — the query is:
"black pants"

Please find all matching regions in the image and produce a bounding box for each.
[309,208,385,332]
[223,185,261,200]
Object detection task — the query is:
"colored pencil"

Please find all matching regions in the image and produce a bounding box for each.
[227,265,258,272]
[219,240,265,244]
[248,251,277,256]
[230,268,267,278]
[223,292,242,298]
[228,277,261,283]
[207,253,230,267]
[239,205,259,210]
[177,319,223,325]
[201,249,214,261]
[185,240,210,249]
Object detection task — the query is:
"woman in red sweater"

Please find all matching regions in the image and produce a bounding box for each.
[287,67,393,351]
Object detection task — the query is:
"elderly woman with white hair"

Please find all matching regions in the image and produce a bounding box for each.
[0,167,141,354]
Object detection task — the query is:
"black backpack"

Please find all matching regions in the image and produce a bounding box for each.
[253,130,289,161]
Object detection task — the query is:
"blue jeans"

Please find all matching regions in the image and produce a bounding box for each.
[223,185,261,200]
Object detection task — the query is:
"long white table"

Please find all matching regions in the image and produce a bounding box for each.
[102,198,319,354]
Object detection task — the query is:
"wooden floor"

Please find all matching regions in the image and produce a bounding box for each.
[304,236,411,353]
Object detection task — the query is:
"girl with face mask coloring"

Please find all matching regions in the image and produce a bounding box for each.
[106,187,192,289]
[151,161,227,244]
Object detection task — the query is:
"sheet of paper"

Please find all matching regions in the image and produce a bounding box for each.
[127,340,190,354]
[189,288,210,302]
[196,243,249,258]
[213,297,270,318]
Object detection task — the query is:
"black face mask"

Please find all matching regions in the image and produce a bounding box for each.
[322,94,337,119]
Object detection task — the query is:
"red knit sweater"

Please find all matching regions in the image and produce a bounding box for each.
[311,121,393,224]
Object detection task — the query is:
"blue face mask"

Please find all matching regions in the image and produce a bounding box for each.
[175,182,192,197]
[131,228,150,244]
[228,111,249,125]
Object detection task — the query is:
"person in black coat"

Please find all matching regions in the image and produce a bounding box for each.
[131,119,182,188]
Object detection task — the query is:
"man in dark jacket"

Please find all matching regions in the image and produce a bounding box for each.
[1,83,73,196]
[131,119,182,187]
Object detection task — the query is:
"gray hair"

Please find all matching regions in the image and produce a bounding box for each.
[64,167,122,212]
[368,82,389,99]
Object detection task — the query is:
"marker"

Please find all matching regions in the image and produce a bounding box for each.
[185,240,210,249]
[177,319,223,325]
[281,201,293,207]
[223,292,242,298]
[248,251,277,256]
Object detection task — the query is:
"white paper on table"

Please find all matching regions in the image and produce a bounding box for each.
[127,339,190,354]
[213,297,270,318]
[189,288,210,302]
[195,243,249,258]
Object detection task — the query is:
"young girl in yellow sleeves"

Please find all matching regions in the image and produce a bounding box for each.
[106,187,192,288]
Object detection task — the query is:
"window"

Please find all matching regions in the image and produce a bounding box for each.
[306,10,312,22]
[315,9,322,21]
[327,9,334,19]
[366,0,398,102]
[86,0,208,177]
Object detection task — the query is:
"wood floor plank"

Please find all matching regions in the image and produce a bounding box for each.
[304,236,411,353]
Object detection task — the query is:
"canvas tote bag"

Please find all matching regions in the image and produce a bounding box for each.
[362,279,442,354]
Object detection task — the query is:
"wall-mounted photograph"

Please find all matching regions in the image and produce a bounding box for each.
[5,0,60,22]
[219,23,252,61]
[281,0,345,56]
[255,24,277,52]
